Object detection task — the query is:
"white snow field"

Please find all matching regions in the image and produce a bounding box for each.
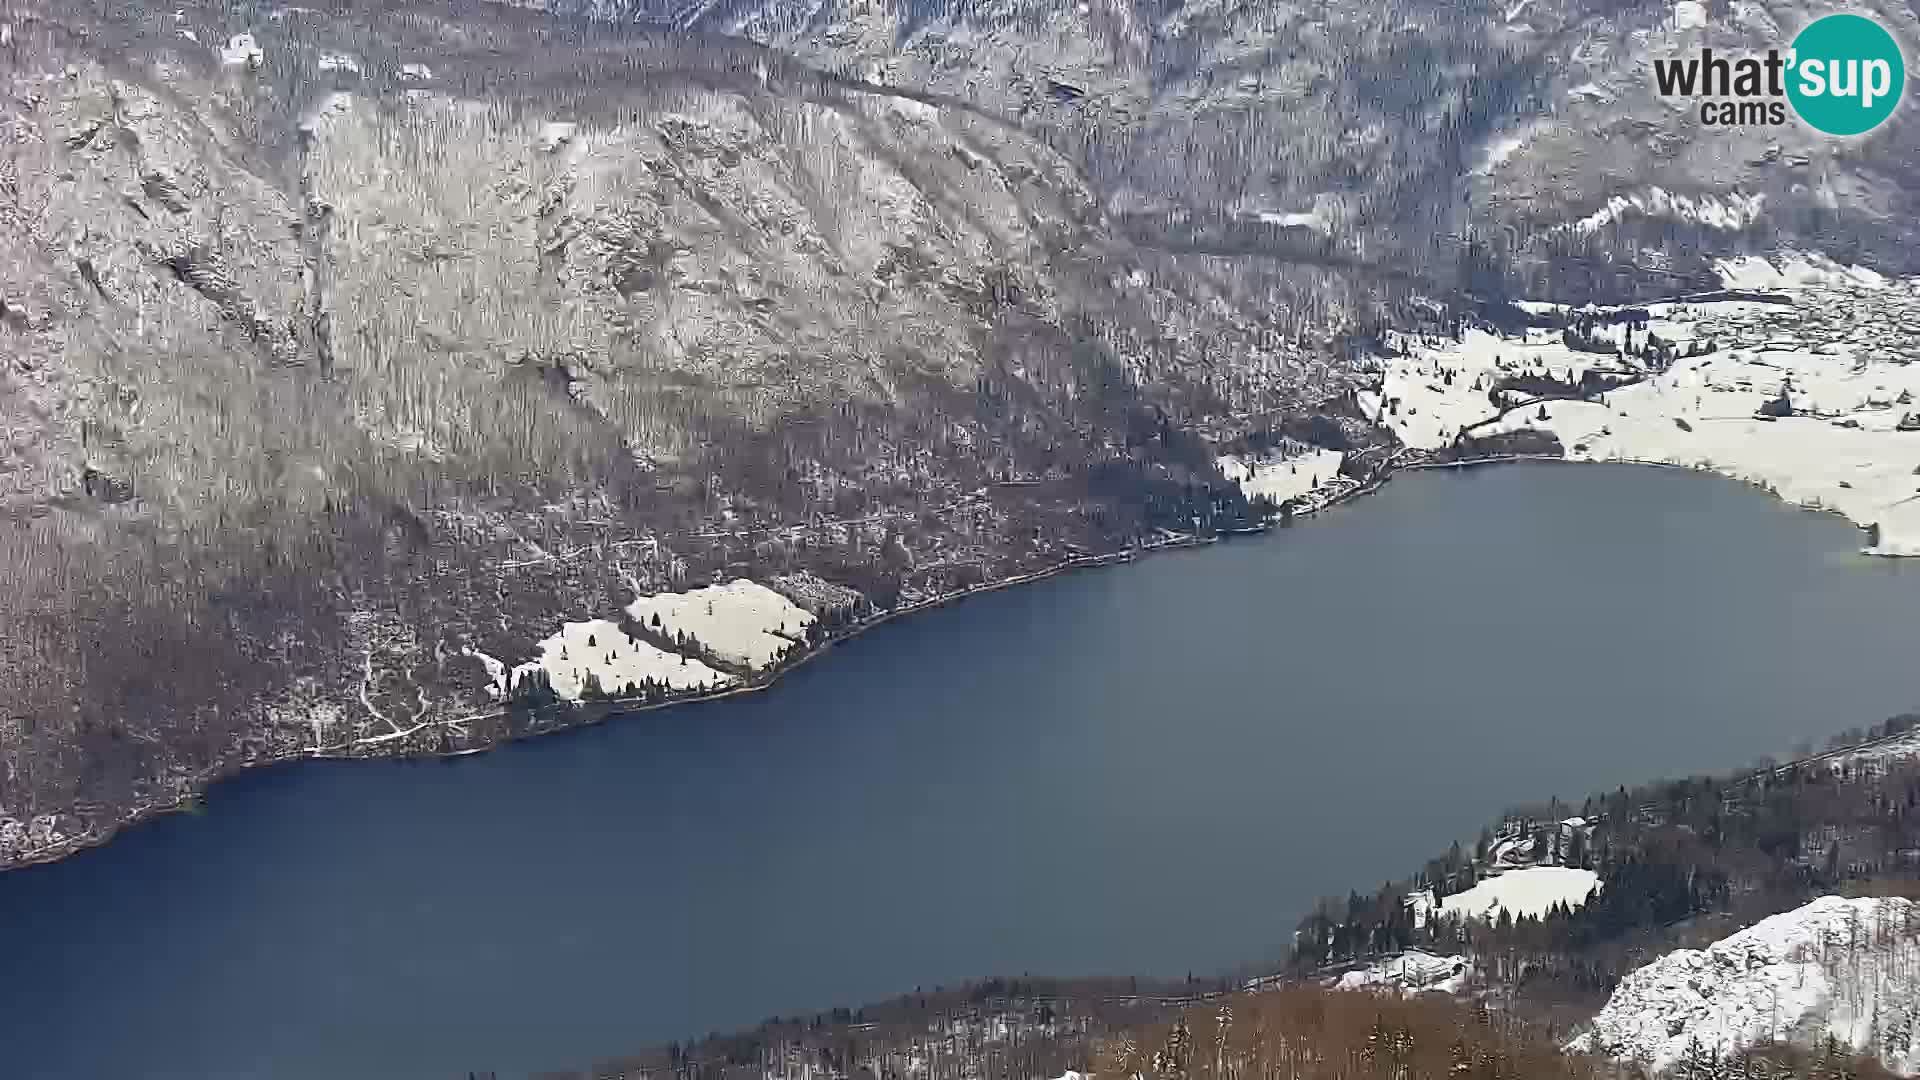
[511,619,732,701]
[1378,255,1920,556]
[1217,448,1346,505]
[1334,949,1474,995]
[1438,866,1600,921]
[626,578,816,670]
[1573,896,1920,1074]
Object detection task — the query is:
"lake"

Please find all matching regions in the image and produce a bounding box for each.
[4,463,1920,1080]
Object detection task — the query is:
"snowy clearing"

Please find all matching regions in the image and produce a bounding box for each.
[1334,950,1473,995]
[1256,209,1330,233]
[511,619,732,701]
[1438,866,1600,921]
[1381,255,1920,555]
[219,32,263,68]
[1218,449,1346,506]
[626,579,815,670]
[1573,895,1920,1074]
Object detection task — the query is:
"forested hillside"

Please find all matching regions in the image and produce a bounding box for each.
[1296,714,1920,1029]
[0,0,1376,867]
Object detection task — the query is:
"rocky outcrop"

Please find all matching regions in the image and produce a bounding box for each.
[542,0,1920,300]
[1573,896,1920,1074]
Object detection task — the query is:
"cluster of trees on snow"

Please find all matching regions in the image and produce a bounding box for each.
[1296,712,1920,1002]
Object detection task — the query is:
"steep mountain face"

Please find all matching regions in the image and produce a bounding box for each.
[0,0,1373,865]
[538,0,1920,299]
[1573,896,1920,1074]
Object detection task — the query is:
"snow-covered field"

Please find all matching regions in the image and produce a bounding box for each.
[626,578,815,670]
[1218,448,1346,506]
[1573,896,1920,1074]
[512,618,732,700]
[1378,254,1920,556]
[1334,949,1473,995]
[1438,866,1600,921]
[470,578,822,703]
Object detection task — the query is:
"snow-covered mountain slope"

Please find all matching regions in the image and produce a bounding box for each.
[1572,896,1920,1074]
[527,0,1920,296]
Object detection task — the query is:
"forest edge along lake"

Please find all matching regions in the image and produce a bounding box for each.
[4,462,1920,1080]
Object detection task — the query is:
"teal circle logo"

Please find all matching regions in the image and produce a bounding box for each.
[1787,14,1906,136]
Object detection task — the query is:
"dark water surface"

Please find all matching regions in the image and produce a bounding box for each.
[5,464,1920,1080]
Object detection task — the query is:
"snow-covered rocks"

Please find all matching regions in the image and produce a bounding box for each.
[512,618,732,701]
[1573,896,1920,1074]
[1439,866,1600,921]
[1334,949,1473,995]
[1563,188,1763,234]
[1717,254,1886,292]
[626,579,815,670]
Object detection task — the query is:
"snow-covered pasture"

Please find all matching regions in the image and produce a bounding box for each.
[1438,866,1600,922]
[465,577,820,704]
[510,618,732,702]
[626,578,816,670]
[1217,448,1346,505]
[1379,257,1920,556]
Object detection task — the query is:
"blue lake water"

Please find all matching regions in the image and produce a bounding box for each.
[3,463,1919,1079]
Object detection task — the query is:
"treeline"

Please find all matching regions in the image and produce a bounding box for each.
[534,976,1911,1080]
[1297,713,1920,999]
[539,976,1198,1080]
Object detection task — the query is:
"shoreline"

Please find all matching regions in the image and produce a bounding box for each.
[2,446,1898,874]
[1410,452,1896,553]
[0,535,1223,874]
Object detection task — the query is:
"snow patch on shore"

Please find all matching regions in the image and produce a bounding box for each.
[1218,449,1346,505]
[513,619,731,700]
[1573,896,1920,1074]
[626,579,814,670]
[1439,866,1599,921]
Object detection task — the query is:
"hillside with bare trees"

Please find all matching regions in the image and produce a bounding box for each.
[0,0,1385,867]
